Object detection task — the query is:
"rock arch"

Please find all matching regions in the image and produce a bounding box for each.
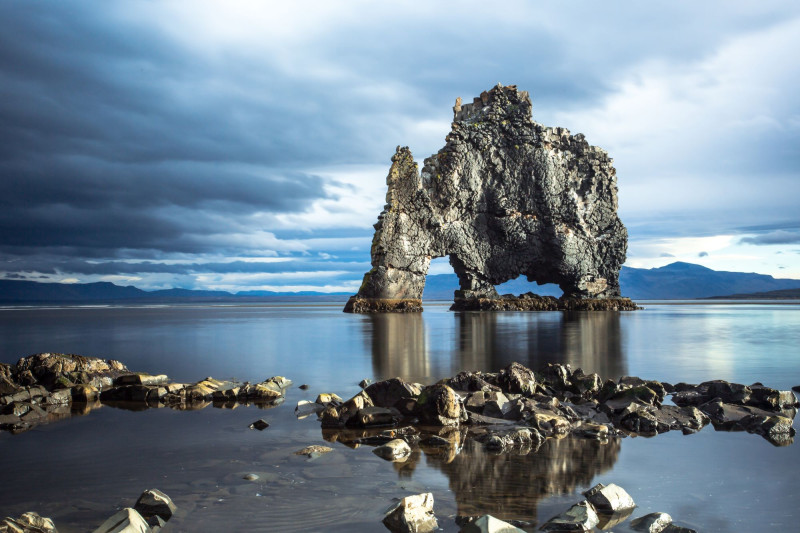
[345,84,633,312]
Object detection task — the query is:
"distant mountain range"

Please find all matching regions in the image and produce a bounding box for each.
[2,262,800,303]
[0,280,349,304]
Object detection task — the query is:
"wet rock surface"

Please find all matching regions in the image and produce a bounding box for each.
[5,490,176,533]
[0,353,291,434]
[382,492,438,533]
[344,84,633,313]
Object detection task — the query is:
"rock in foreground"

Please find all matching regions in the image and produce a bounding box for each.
[382,493,438,533]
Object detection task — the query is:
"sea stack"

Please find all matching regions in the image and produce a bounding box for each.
[345,84,633,313]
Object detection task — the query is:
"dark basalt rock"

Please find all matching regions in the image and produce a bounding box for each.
[344,84,633,312]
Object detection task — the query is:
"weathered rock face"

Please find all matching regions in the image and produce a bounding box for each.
[345,84,629,312]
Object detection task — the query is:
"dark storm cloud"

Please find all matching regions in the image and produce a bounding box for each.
[740,230,800,246]
[2,1,799,287]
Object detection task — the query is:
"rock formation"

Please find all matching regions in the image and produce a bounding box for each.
[344,84,634,312]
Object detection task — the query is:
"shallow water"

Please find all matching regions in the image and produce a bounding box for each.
[0,301,798,532]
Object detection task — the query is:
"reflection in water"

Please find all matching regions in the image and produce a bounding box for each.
[366,314,430,379]
[368,311,627,382]
[427,437,621,526]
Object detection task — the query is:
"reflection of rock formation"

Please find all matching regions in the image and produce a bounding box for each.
[454,312,626,380]
[426,437,620,525]
[365,311,626,383]
[366,314,430,380]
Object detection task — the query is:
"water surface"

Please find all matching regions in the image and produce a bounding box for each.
[0,302,798,532]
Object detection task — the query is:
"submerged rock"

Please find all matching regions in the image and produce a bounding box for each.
[344,84,631,313]
[249,419,269,430]
[540,501,599,531]
[382,493,438,533]
[373,438,412,461]
[294,445,333,457]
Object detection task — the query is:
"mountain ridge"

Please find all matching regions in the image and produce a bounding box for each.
[2,262,800,303]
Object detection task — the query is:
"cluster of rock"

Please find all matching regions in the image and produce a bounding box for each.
[345,84,632,313]
[382,492,529,533]
[0,353,291,433]
[0,489,175,533]
[539,483,695,532]
[380,484,695,533]
[300,361,797,448]
[450,292,640,311]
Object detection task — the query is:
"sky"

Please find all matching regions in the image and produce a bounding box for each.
[1,1,799,293]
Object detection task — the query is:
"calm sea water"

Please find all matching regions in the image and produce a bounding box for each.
[0,301,798,532]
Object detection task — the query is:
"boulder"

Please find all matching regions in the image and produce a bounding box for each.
[459,514,525,532]
[373,438,412,461]
[365,378,421,408]
[0,512,58,533]
[539,501,599,531]
[630,512,672,533]
[91,508,150,533]
[582,483,635,512]
[497,363,537,396]
[382,493,438,533]
[447,371,500,393]
[133,489,176,522]
[417,384,467,426]
[539,364,572,392]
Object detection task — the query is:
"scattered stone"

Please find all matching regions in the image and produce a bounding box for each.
[382,493,438,533]
[582,483,635,512]
[359,378,372,389]
[299,384,309,390]
[459,514,525,532]
[133,488,176,522]
[249,419,269,430]
[243,473,259,481]
[630,512,672,533]
[792,385,800,393]
[540,501,599,531]
[315,393,343,405]
[373,438,412,461]
[91,507,150,533]
[294,445,333,457]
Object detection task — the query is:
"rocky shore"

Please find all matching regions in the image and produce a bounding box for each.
[2,352,796,444]
[2,352,798,531]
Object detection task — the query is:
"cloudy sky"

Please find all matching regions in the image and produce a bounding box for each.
[2,1,799,293]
